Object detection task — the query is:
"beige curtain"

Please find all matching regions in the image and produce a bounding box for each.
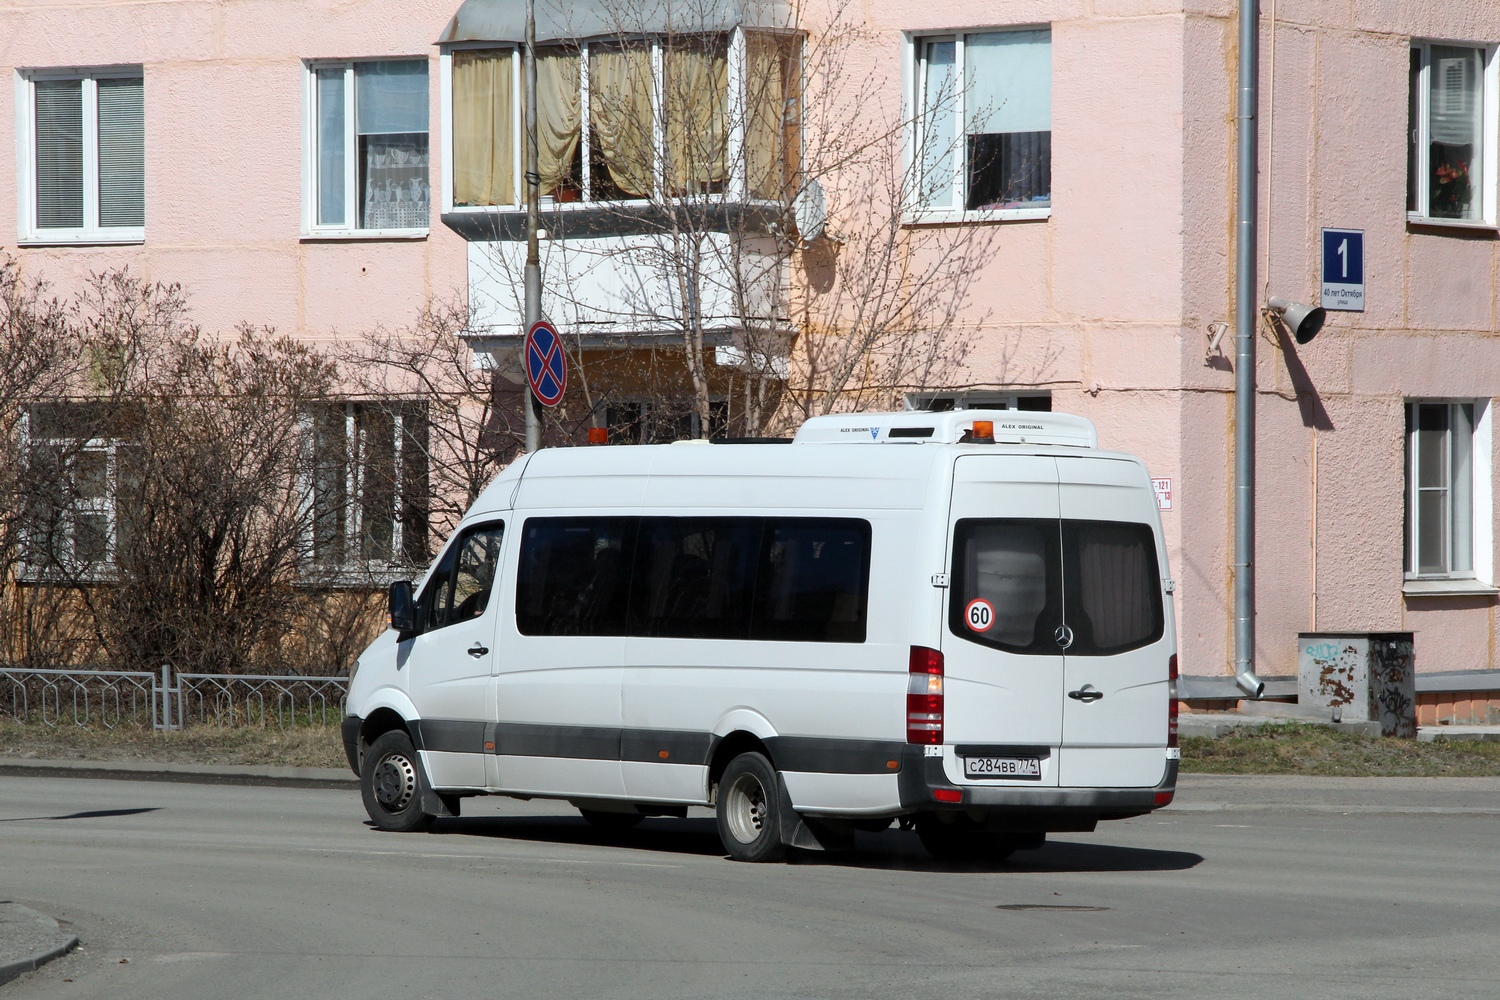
[745,33,799,201]
[589,45,656,198]
[666,39,728,193]
[453,49,515,206]
[531,47,582,197]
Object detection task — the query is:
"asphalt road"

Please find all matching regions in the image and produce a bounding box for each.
[2,773,1497,999]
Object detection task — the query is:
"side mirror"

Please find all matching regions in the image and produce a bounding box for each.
[389,580,417,635]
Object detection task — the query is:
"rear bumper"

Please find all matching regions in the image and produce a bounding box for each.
[897,745,1177,817]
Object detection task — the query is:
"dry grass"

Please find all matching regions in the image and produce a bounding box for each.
[1181,723,1500,777]
[0,719,347,769]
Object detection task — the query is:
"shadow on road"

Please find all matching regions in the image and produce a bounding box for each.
[420,815,1203,874]
[0,807,161,823]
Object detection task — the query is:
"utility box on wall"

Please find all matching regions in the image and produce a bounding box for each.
[1297,633,1416,737]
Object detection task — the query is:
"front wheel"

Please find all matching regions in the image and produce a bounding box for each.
[360,730,435,832]
[715,752,788,863]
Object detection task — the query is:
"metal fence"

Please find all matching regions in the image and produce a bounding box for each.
[0,665,348,730]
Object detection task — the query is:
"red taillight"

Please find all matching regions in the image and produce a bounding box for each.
[1168,654,1179,748]
[1154,790,1175,807]
[933,788,963,803]
[907,646,944,745]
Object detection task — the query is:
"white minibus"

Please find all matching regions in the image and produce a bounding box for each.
[342,409,1180,862]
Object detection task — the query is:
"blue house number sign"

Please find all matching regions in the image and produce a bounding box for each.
[1321,228,1364,312]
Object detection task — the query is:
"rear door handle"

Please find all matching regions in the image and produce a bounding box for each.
[1068,685,1104,703]
[468,643,489,658]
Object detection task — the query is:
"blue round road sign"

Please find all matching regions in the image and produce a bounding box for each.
[525,320,567,407]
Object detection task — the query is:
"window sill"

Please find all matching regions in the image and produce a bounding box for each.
[1406,214,1500,234]
[300,229,429,242]
[18,230,145,247]
[903,206,1050,227]
[1403,577,1499,597]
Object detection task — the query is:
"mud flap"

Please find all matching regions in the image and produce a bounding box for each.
[774,774,853,852]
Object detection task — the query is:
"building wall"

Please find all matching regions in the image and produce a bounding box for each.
[0,0,468,341]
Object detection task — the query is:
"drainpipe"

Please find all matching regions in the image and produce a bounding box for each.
[522,0,543,453]
[1232,0,1266,698]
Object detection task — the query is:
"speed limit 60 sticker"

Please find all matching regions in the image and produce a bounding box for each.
[964,599,994,632]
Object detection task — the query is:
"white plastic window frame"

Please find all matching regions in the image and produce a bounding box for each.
[13,65,146,246]
[440,28,799,216]
[1403,398,1493,587]
[298,401,422,575]
[301,58,432,240]
[1407,41,1499,231]
[17,412,128,580]
[903,27,1052,226]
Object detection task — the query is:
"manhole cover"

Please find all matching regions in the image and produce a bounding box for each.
[996,904,1110,912]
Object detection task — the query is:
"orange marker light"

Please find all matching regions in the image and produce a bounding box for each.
[885,759,900,770]
[484,741,495,751]
[972,420,994,441]
[587,427,609,444]
[658,750,670,759]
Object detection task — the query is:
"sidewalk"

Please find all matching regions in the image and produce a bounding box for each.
[1179,708,1500,743]
[0,757,357,788]
[0,902,77,987]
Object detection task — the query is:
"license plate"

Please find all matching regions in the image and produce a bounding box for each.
[963,756,1042,780]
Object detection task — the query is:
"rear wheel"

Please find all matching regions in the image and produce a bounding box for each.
[716,752,787,863]
[579,808,645,832]
[360,730,435,833]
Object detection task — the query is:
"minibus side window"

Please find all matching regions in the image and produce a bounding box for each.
[949,519,1062,653]
[516,517,637,636]
[418,522,505,633]
[448,524,505,625]
[752,519,871,643]
[1060,520,1163,655]
[631,517,760,639]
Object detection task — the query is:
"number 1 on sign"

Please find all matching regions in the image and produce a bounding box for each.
[1337,239,1347,279]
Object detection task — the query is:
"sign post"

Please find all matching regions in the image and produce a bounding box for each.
[1320,228,1364,312]
[524,320,567,407]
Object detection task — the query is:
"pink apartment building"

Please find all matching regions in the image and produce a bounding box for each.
[5,0,1500,717]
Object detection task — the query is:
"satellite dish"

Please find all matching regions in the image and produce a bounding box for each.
[792,178,827,244]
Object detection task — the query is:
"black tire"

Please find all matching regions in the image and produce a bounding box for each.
[715,752,788,863]
[915,814,1017,864]
[360,729,435,832]
[579,808,645,831]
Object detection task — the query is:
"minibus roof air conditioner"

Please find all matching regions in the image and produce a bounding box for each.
[792,410,1098,449]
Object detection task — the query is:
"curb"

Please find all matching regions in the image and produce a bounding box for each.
[0,757,358,789]
[0,903,79,988]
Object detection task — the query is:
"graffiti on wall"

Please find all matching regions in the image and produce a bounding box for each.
[1369,639,1416,739]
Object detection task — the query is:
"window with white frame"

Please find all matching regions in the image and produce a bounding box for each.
[306,60,431,234]
[1408,42,1498,224]
[16,68,144,243]
[21,403,139,575]
[1404,400,1492,580]
[444,31,800,210]
[913,28,1051,215]
[308,401,430,569]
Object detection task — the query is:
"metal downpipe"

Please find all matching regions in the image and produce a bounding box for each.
[1233,0,1265,699]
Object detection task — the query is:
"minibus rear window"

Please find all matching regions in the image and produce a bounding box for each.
[950,518,1163,656]
[1061,520,1163,655]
